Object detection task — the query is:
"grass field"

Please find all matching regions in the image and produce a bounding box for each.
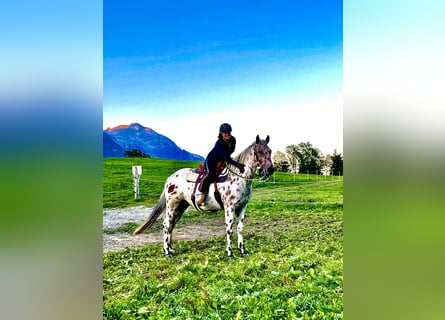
[103,158,343,319]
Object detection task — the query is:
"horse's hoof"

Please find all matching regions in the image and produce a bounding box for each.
[166,253,173,258]
[241,252,249,257]
[228,255,234,260]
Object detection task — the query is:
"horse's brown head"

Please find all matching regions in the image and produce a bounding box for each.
[254,135,274,179]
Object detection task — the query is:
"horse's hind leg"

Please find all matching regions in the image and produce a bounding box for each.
[163,199,189,257]
[162,200,178,257]
[236,206,248,256]
[163,212,175,258]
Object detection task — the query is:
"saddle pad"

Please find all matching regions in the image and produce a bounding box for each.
[186,171,201,182]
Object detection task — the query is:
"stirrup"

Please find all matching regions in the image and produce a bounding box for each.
[197,192,207,206]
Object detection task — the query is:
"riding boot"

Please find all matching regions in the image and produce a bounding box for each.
[197,191,207,206]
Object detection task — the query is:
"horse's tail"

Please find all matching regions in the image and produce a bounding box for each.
[133,190,166,235]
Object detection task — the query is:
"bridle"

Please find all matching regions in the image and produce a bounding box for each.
[226,145,271,181]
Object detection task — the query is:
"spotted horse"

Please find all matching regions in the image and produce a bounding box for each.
[133,135,274,259]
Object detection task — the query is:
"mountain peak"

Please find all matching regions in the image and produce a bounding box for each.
[129,122,152,132]
[105,124,129,131]
[105,123,152,132]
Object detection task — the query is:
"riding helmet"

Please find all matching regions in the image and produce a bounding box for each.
[219,123,232,134]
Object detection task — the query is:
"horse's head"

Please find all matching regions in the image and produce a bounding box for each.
[254,135,274,179]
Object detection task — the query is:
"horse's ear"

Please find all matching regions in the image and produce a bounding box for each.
[265,135,270,144]
[256,135,260,144]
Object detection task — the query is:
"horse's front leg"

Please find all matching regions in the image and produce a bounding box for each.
[236,206,248,256]
[224,206,235,259]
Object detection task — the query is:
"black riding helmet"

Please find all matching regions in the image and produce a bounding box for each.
[219,123,232,134]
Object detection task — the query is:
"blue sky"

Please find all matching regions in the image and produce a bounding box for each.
[104,1,342,157]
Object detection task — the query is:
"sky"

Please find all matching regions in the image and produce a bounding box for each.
[104,0,343,158]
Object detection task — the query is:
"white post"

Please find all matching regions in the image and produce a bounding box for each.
[132,165,142,199]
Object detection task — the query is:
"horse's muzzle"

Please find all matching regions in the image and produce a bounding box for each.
[260,166,274,178]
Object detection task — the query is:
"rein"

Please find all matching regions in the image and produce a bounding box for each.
[226,163,262,182]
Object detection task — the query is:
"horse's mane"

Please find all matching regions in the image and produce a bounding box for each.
[233,141,256,163]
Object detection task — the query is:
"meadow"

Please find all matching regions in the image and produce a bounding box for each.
[103,158,343,319]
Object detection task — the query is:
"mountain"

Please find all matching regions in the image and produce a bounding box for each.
[103,131,124,157]
[103,123,204,161]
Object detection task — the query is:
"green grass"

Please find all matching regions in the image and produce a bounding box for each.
[103,158,343,319]
[103,158,202,208]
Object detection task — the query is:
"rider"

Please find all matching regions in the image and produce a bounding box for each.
[197,123,245,206]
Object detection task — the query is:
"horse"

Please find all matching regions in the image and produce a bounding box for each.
[133,135,274,258]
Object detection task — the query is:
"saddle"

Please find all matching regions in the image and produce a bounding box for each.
[188,161,228,211]
[186,161,228,183]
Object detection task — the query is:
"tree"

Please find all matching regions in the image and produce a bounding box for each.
[330,149,343,175]
[124,148,150,158]
[287,142,323,174]
[321,154,333,176]
[285,145,299,174]
[272,151,290,172]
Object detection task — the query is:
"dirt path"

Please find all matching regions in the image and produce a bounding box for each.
[103,206,227,252]
[102,206,340,253]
